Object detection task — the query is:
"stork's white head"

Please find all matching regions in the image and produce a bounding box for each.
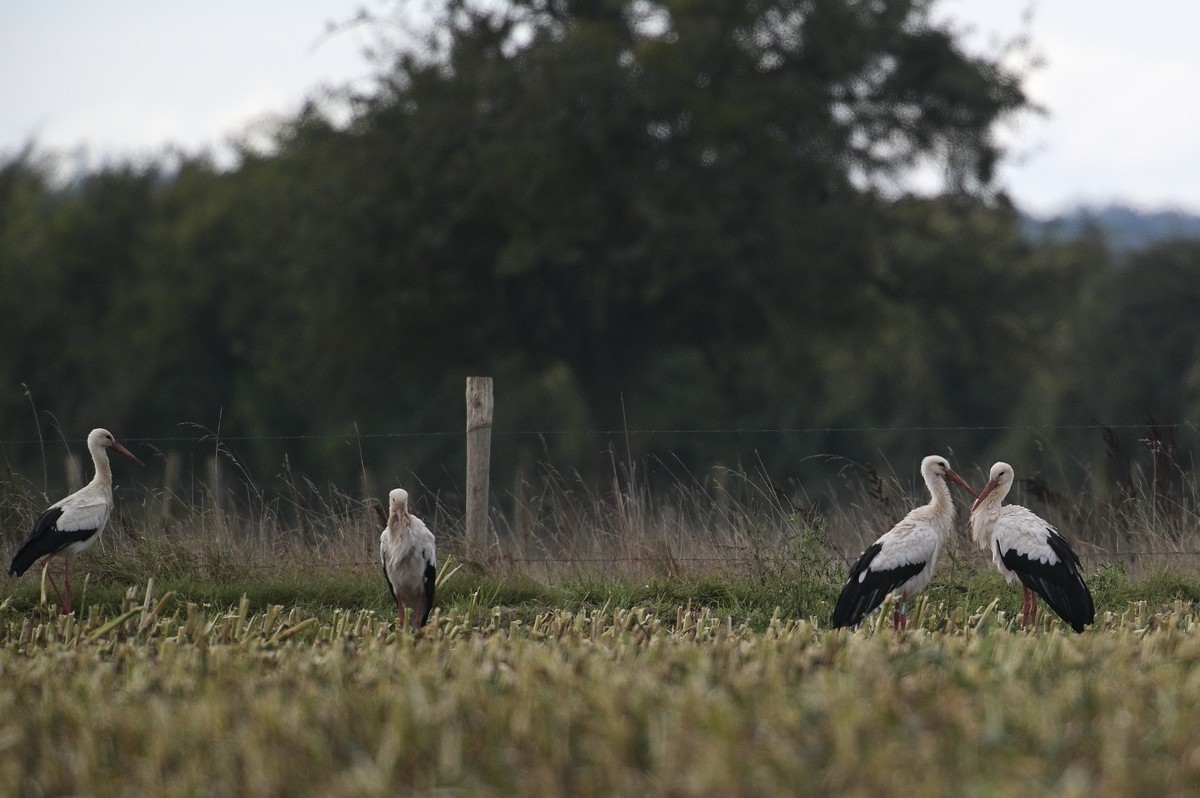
[971,462,1014,513]
[920,455,977,499]
[388,488,410,525]
[87,428,143,466]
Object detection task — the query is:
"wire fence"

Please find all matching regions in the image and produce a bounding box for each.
[7,418,1198,506]
[6,422,1200,570]
[2,420,1198,447]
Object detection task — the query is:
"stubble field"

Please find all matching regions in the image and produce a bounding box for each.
[4,579,1200,797]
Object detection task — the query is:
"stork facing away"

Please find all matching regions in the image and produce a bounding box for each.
[970,462,1094,633]
[380,488,437,630]
[9,428,143,614]
[831,455,977,630]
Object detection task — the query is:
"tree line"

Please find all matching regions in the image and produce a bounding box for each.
[2,0,1198,507]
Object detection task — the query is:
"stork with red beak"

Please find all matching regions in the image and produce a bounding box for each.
[970,462,1094,633]
[9,428,143,614]
[831,455,977,630]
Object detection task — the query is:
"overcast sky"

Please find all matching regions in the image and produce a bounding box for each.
[3,0,1199,216]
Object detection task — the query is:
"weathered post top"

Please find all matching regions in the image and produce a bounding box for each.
[467,376,494,432]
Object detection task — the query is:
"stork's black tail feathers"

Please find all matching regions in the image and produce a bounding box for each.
[1000,530,1095,633]
[830,542,924,629]
[9,507,68,577]
[1023,570,1094,633]
[9,541,44,577]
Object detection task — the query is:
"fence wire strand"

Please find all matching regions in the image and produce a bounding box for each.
[1,420,1197,447]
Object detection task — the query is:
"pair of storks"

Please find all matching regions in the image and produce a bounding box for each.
[8,428,438,629]
[831,455,1095,633]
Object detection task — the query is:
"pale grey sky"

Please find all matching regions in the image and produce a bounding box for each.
[935,0,1200,215]
[3,1,1199,216]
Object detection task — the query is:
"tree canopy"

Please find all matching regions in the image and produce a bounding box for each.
[1,0,1197,506]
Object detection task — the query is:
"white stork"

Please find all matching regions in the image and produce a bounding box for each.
[8,428,143,614]
[831,455,977,630]
[970,462,1094,633]
[380,487,437,630]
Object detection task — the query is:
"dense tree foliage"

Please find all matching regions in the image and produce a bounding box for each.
[2,0,1197,506]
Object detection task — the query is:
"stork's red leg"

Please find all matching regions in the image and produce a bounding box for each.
[40,555,68,612]
[1020,586,1035,630]
[396,598,407,630]
[893,593,909,631]
[61,559,73,615]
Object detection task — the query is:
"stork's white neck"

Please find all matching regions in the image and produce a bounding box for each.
[975,493,1003,514]
[924,472,954,514]
[975,478,1012,514]
[388,511,410,536]
[969,483,1006,547]
[87,439,114,491]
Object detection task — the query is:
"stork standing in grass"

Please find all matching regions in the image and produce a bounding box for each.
[9,428,143,614]
[380,487,437,630]
[970,462,1095,633]
[831,455,977,630]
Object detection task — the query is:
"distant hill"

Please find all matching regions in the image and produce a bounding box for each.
[1022,204,1200,251]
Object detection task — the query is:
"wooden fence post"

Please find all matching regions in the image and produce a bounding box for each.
[466,376,494,557]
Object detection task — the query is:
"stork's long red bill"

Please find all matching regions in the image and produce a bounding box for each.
[971,478,999,512]
[944,468,978,499]
[111,441,144,467]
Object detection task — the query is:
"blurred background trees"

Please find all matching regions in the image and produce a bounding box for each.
[1,0,1197,507]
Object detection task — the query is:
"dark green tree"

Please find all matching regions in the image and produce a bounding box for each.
[341,0,1031,475]
[0,154,162,446]
[1051,240,1200,426]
